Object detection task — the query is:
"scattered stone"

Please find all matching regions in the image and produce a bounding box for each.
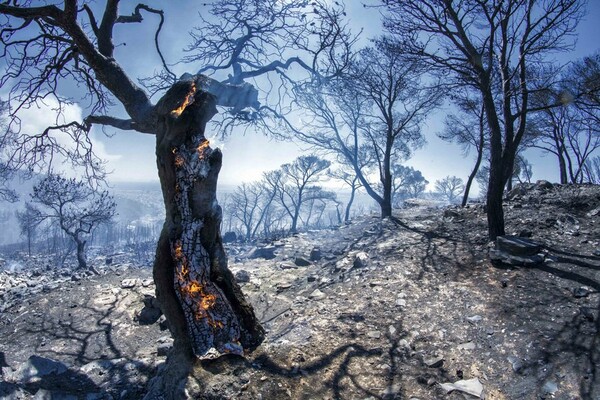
[309,247,322,261]
[518,229,533,238]
[234,270,251,283]
[367,331,381,339]
[439,378,484,398]
[396,299,407,307]
[507,356,525,374]
[120,278,137,289]
[277,283,293,292]
[222,231,237,243]
[541,380,558,396]
[535,180,553,190]
[424,356,444,368]
[135,297,162,325]
[467,315,482,323]
[490,235,544,266]
[279,262,296,270]
[250,246,277,260]
[308,288,326,300]
[388,325,397,336]
[443,209,460,219]
[457,342,476,350]
[496,235,542,256]
[573,287,591,298]
[353,252,369,268]
[307,275,317,283]
[141,278,153,287]
[157,343,171,357]
[294,257,311,267]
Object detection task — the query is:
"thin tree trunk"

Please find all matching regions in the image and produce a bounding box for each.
[344,183,357,222]
[75,238,87,270]
[146,86,264,399]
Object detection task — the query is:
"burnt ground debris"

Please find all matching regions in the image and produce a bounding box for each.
[0,182,598,399]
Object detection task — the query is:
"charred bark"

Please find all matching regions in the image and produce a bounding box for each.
[146,79,264,398]
[75,238,87,270]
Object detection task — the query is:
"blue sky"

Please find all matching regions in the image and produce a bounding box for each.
[14,1,600,193]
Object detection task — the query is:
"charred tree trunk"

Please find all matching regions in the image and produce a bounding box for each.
[344,181,357,222]
[75,237,87,270]
[145,81,264,399]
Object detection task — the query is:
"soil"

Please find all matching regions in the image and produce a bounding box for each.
[1,182,599,399]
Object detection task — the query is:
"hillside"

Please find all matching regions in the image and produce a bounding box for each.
[0,182,599,399]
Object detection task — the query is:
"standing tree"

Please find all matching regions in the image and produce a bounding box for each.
[274,155,332,233]
[29,174,116,269]
[292,45,440,218]
[390,164,428,208]
[328,166,363,223]
[17,202,42,256]
[383,0,585,239]
[0,0,354,395]
[439,94,488,206]
[435,175,465,204]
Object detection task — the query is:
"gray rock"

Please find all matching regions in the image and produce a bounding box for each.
[353,252,369,268]
[457,341,476,350]
[367,331,381,339]
[10,355,68,383]
[294,257,311,267]
[535,180,553,190]
[308,288,326,300]
[120,278,137,289]
[496,235,542,256]
[222,231,237,243]
[424,356,444,368]
[157,343,171,357]
[507,356,525,374]
[573,287,591,298]
[467,315,482,323]
[250,246,277,260]
[439,378,484,398]
[136,302,162,325]
[309,247,322,261]
[234,270,251,283]
[396,299,407,307]
[542,380,558,395]
[279,262,297,270]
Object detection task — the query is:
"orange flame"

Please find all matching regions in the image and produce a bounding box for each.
[197,140,210,155]
[171,82,197,117]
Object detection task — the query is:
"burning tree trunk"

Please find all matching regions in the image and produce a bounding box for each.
[146,78,265,397]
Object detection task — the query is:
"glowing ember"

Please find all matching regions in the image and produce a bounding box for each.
[197,140,210,155]
[174,155,185,168]
[170,82,197,117]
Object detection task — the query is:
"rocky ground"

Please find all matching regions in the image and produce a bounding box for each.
[0,182,599,399]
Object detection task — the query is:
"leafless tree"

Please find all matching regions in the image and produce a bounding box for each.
[528,52,600,183]
[439,93,488,206]
[328,166,362,223]
[291,45,440,218]
[383,0,585,239]
[435,175,465,204]
[0,1,354,394]
[17,202,42,256]
[273,155,332,233]
[230,181,277,241]
[29,174,116,270]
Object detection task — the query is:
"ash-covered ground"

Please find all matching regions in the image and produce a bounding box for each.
[1,182,599,400]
